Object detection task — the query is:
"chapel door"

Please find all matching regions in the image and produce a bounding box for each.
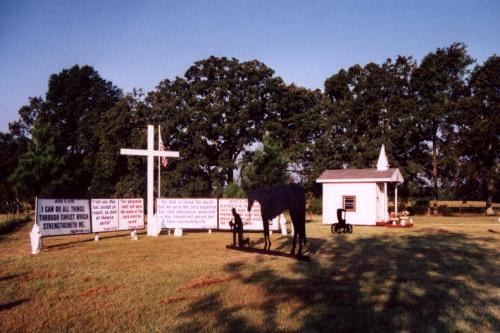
[376,183,384,221]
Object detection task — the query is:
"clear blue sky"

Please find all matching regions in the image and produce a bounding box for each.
[1,0,499,131]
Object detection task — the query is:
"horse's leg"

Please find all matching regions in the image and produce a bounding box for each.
[297,208,306,256]
[294,203,306,256]
[290,209,299,256]
[290,224,297,256]
[262,218,270,251]
[267,224,271,251]
[291,212,304,256]
[297,233,303,256]
[265,222,271,251]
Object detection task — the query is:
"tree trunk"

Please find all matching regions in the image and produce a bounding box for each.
[485,198,495,216]
[226,168,234,185]
[432,135,439,215]
[485,176,495,216]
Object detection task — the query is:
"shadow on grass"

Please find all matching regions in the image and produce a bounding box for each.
[175,230,499,333]
[0,273,25,282]
[249,236,326,257]
[0,216,30,238]
[44,232,134,251]
[225,245,311,262]
[0,299,29,311]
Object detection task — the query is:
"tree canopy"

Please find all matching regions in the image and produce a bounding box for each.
[8,65,123,202]
[1,46,498,213]
[241,134,290,192]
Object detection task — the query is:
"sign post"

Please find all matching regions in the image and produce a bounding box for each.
[120,125,179,236]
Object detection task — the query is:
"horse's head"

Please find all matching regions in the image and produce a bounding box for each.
[248,188,267,212]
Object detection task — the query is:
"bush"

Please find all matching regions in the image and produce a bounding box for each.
[405,198,430,215]
[415,198,430,206]
[308,196,322,215]
[408,205,429,215]
[438,205,453,216]
[460,207,490,214]
[241,134,289,191]
[223,182,246,198]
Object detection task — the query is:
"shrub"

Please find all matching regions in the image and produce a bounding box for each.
[408,204,429,215]
[223,182,246,198]
[415,198,430,206]
[308,196,322,215]
[438,205,453,216]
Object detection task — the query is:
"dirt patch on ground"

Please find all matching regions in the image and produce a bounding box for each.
[178,273,242,291]
[160,296,192,304]
[73,286,118,298]
[82,275,97,282]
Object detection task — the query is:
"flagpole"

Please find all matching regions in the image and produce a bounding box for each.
[158,124,161,198]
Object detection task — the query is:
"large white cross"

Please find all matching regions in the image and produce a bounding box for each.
[120,125,179,236]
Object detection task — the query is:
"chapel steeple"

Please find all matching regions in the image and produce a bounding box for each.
[377,144,389,171]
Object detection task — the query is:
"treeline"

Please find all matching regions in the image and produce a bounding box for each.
[0,43,498,213]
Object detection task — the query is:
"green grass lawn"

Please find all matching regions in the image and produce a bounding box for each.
[1,215,499,332]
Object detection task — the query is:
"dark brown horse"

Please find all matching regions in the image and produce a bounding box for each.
[247,184,307,256]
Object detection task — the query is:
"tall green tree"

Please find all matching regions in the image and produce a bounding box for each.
[11,65,122,200]
[322,62,396,170]
[148,77,217,197]
[319,57,424,197]
[306,96,348,195]
[3,47,499,206]
[455,55,499,212]
[241,134,289,191]
[379,57,428,197]
[411,43,474,211]
[94,92,150,197]
[150,56,281,196]
[264,84,323,184]
[0,131,28,212]
[9,125,67,201]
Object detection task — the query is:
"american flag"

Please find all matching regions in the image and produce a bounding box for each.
[159,133,169,167]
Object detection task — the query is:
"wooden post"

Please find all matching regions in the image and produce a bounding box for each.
[395,184,398,216]
[384,182,388,221]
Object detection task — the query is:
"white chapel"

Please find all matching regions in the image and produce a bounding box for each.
[316,145,404,225]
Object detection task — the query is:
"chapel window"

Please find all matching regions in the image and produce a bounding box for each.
[343,196,356,211]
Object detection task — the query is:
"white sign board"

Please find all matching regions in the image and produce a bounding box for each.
[91,199,119,232]
[36,198,91,236]
[157,198,217,229]
[91,198,144,232]
[119,198,144,230]
[218,199,279,231]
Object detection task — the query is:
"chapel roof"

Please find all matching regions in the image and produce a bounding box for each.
[316,168,404,183]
